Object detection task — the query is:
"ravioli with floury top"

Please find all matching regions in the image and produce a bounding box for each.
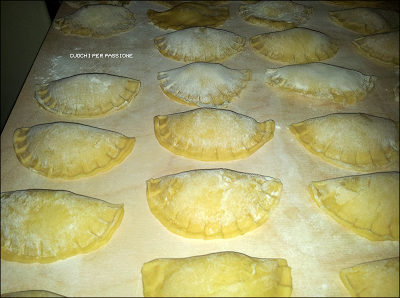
[13,122,136,179]
[264,63,376,105]
[329,8,399,35]
[146,169,282,240]
[154,27,245,63]
[35,73,141,118]
[1,189,124,263]
[250,27,339,64]
[54,4,135,38]
[157,63,251,108]
[352,30,399,66]
[154,108,275,161]
[289,113,399,172]
[239,1,313,29]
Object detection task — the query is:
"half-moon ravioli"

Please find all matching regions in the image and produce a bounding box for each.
[329,8,399,35]
[154,27,245,63]
[250,28,339,64]
[1,189,124,263]
[142,252,292,297]
[264,63,376,105]
[147,2,230,30]
[146,169,282,239]
[35,74,141,118]
[309,172,399,241]
[13,122,136,179]
[157,62,251,108]
[239,1,313,30]
[154,108,275,161]
[289,113,399,172]
[352,30,399,67]
[54,4,135,38]
[340,257,399,297]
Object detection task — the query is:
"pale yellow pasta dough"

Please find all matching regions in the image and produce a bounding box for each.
[154,27,245,63]
[239,1,313,30]
[309,172,399,241]
[142,251,292,297]
[35,74,141,118]
[147,2,230,30]
[340,257,399,297]
[54,4,135,38]
[1,290,64,297]
[157,62,251,108]
[289,113,399,172]
[154,108,275,161]
[264,63,376,105]
[329,8,399,35]
[146,169,282,239]
[1,189,124,263]
[250,28,339,64]
[13,122,136,179]
[352,30,399,66]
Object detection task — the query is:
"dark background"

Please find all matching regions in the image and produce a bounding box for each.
[1,0,61,132]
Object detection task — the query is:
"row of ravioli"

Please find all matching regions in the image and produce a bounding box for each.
[2,1,399,297]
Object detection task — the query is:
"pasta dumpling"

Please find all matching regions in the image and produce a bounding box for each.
[340,258,399,297]
[309,172,399,241]
[1,189,124,263]
[157,62,251,108]
[250,28,339,64]
[154,27,245,63]
[239,1,313,30]
[146,169,282,239]
[352,30,399,66]
[35,74,141,118]
[54,4,135,38]
[264,63,376,105]
[13,122,136,179]
[329,8,399,35]
[147,2,230,30]
[289,113,399,172]
[142,252,292,297]
[154,108,275,161]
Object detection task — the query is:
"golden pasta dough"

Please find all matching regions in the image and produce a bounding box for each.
[352,30,399,66]
[13,122,136,179]
[146,169,282,239]
[329,8,399,34]
[154,27,245,63]
[157,62,251,108]
[250,28,339,64]
[289,113,399,172]
[142,252,293,297]
[35,74,140,118]
[1,189,124,263]
[264,63,376,105]
[147,2,230,30]
[340,257,399,297]
[154,108,275,161]
[309,172,399,241]
[54,4,135,38]
[239,1,313,29]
